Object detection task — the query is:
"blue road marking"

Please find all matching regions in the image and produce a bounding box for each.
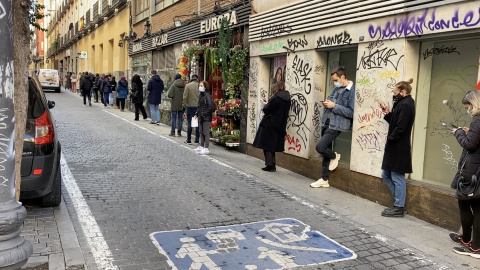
[150,218,357,270]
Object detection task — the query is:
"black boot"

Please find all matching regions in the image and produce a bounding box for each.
[261,165,276,172]
[381,206,404,217]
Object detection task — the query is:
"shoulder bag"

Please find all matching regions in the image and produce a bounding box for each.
[456,153,480,200]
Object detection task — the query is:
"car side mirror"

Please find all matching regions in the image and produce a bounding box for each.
[47,100,55,109]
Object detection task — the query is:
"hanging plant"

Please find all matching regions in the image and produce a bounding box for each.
[216,18,232,83]
[226,45,248,100]
[184,43,206,63]
[205,47,218,74]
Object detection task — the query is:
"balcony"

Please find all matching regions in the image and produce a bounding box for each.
[93,1,99,23]
[102,0,114,17]
[111,0,127,9]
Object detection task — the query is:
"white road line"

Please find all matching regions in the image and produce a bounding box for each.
[60,156,118,270]
[103,110,448,270]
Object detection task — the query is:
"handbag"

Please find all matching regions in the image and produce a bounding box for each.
[456,153,480,200]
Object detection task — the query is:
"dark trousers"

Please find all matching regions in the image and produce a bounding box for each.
[186,107,200,143]
[92,89,99,102]
[82,90,91,104]
[458,198,480,249]
[315,126,341,180]
[134,103,147,120]
[263,150,276,166]
[100,91,104,103]
[117,98,126,110]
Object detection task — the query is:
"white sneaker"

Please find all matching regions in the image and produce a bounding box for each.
[329,152,341,171]
[310,178,330,188]
[194,146,204,152]
[199,148,209,155]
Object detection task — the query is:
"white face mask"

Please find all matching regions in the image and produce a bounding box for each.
[467,108,472,115]
[333,81,342,88]
[199,86,205,92]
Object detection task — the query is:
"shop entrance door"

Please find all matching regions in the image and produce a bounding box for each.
[326,50,357,164]
[413,38,480,187]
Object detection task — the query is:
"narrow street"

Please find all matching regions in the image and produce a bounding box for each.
[29,89,478,270]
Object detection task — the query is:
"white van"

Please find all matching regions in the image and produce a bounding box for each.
[38,69,61,92]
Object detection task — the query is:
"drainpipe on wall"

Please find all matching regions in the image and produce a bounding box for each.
[0,0,34,269]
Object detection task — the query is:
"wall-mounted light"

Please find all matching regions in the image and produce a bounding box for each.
[174,20,182,27]
[143,20,151,37]
[213,1,223,15]
[118,40,124,47]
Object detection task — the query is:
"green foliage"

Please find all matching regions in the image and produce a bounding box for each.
[30,2,47,32]
[205,47,218,74]
[216,18,232,83]
[226,45,248,99]
[184,44,205,63]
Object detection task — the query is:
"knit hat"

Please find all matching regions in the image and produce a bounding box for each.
[120,76,126,80]
[174,74,182,80]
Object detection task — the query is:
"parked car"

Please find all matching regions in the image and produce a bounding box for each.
[20,76,62,207]
[37,69,61,93]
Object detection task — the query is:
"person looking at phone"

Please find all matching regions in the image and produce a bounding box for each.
[310,66,355,188]
[378,79,415,217]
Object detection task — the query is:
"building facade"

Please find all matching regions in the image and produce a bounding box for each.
[247,0,480,230]
[46,0,129,81]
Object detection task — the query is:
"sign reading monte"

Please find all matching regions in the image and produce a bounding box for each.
[200,10,238,34]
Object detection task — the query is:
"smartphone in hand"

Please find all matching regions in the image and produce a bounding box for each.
[451,124,459,129]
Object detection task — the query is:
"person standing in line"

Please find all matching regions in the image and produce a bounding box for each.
[71,72,78,93]
[65,72,72,91]
[168,74,186,135]
[110,76,116,107]
[183,74,200,144]
[450,90,480,258]
[116,76,129,112]
[194,81,215,155]
[92,73,100,102]
[131,74,147,121]
[253,82,291,172]
[378,79,415,217]
[80,71,93,106]
[102,74,112,108]
[310,66,355,188]
[147,70,164,125]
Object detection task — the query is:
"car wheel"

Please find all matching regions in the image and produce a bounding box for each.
[55,87,61,93]
[41,158,62,207]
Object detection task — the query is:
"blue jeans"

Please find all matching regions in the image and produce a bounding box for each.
[186,107,200,142]
[149,104,160,123]
[103,92,109,107]
[171,111,184,133]
[381,170,406,207]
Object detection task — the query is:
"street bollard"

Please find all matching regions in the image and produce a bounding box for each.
[0,0,34,269]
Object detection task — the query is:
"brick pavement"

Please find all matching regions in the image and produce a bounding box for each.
[41,90,480,270]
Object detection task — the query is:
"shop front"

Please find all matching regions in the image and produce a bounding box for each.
[128,2,251,152]
[248,0,480,230]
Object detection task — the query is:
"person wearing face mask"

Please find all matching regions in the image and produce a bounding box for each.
[449,90,480,258]
[378,79,415,217]
[310,66,355,189]
[194,81,215,155]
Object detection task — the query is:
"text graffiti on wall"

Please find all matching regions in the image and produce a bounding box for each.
[249,103,257,137]
[261,24,293,39]
[287,93,310,151]
[292,55,313,94]
[442,143,458,172]
[285,134,302,152]
[423,45,461,60]
[283,35,308,55]
[356,130,388,153]
[0,108,11,187]
[368,8,480,40]
[260,41,285,53]
[314,65,325,75]
[312,102,322,140]
[357,46,404,70]
[316,31,352,47]
[249,60,259,90]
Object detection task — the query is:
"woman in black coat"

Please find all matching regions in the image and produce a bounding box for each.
[131,74,147,121]
[194,81,215,155]
[450,90,480,258]
[253,82,291,172]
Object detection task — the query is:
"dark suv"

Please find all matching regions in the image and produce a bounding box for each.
[20,76,62,207]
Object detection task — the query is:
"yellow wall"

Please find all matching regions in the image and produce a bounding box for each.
[77,8,129,76]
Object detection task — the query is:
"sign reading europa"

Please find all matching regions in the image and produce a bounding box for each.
[200,11,238,34]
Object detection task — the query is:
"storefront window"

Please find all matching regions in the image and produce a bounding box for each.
[325,50,357,164]
[412,38,480,187]
[153,46,175,111]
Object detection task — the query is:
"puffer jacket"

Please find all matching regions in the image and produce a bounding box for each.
[196,91,215,122]
[167,79,185,111]
[451,115,480,188]
[116,80,129,99]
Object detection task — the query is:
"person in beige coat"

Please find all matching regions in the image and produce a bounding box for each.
[182,74,200,144]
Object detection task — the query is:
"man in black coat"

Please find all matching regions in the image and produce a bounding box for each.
[379,79,416,217]
[80,71,93,106]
